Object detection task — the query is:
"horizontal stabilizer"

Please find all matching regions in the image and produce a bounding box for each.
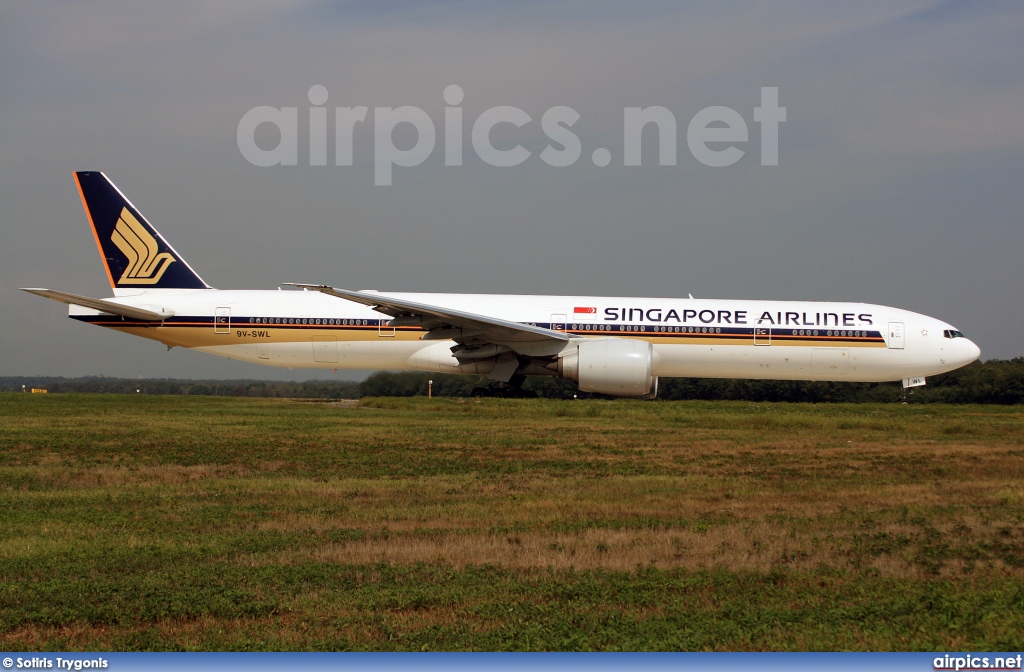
[20,288,173,321]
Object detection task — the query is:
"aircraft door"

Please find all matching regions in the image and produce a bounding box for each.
[551,314,567,332]
[887,322,905,350]
[753,326,771,345]
[312,336,338,363]
[215,307,231,334]
[377,311,395,337]
[812,348,848,376]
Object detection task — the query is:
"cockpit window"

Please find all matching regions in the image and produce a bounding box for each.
[943,330,966,339]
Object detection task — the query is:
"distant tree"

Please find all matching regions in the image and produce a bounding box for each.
[2,359,1023,403]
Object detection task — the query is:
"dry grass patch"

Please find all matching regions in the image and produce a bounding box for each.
[3,395,1024,650]
[238,514,1024,578]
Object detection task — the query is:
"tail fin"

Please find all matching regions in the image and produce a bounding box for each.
[74,171,210,290]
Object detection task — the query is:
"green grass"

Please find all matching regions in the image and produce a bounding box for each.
[1,394,1023,650]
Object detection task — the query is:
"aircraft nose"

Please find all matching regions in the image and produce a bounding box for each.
[964,339,981,364]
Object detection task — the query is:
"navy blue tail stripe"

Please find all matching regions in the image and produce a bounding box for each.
[75,171,209,290]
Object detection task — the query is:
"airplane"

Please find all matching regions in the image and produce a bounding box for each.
[21,171,981,398]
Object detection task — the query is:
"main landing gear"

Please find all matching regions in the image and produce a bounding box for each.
[471,374,537,399]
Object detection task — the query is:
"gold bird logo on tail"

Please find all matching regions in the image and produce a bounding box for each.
[110,208,176,284]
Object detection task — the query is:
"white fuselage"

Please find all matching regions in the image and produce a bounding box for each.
[70,289,981,383]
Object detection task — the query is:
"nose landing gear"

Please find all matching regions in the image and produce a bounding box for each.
[898,386,913,404]
[898,376,926,404]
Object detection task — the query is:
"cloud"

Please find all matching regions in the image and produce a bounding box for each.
[2,0,1022,379]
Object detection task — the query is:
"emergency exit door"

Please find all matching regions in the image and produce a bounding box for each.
[887,322,904,349]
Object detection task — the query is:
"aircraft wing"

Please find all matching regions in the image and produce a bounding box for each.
[20,288,173,321]
[285,284,571,349]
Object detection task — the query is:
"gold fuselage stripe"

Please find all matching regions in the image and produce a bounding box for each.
[73,316,888,350]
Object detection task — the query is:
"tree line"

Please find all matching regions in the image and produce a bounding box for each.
[3,358,1022,403]
[0,376,361,399]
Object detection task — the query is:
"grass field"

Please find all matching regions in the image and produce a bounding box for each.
[1,393,1023,650]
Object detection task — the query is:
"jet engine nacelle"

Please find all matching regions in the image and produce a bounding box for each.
[559,338,657,397]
